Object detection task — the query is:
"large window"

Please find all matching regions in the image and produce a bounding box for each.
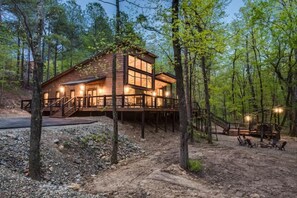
[128,55,153,73]
[128,69,152,89]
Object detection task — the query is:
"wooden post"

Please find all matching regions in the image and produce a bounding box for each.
[155,112,159,133]
[165,112,167,132]
[172,112,175,132]
[103,95,106,107]
[61,97,65,117]
[141,111,145,139]
[122,95,124,107]
[142,94,145,108]
[121,111,124,123]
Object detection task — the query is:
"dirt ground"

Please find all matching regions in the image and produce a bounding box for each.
[84,122,297,198]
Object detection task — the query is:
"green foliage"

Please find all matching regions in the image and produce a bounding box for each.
[188,159,203,173]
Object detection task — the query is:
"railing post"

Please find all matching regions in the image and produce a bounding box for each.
[142,94,145,108]
[122,95,125,107]
[61,98,65,116]
[104,95,106,107]
[21,100,23,109]
[74,97,76,110]
[154,97,157,108]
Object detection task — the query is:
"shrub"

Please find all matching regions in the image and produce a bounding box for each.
[188,159,203,173]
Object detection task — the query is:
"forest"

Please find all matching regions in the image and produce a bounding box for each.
[2,0,294,135]
[0,0,297,194]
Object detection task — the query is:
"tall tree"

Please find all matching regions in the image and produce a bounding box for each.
[111,0,120,165]
[10,0,45,180]
[172,0,189,169]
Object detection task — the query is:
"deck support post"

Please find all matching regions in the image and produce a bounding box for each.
[165,112,167,132]
[121,111,124,123]
[141,111,145,139]
[155,112,159,133]
[172,112,175,133]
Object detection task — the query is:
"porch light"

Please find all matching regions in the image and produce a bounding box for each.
[245,115,252,122]
[124,85,130,93]
[59,86,65,93]
[152,91,156,97]
[98,87,104,94]
[165,91,170,97]
[80,84,85,91]
[79,90,84,96]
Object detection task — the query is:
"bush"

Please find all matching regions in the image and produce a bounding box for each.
[188,159,203,173]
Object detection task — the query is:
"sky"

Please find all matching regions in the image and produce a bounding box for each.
[74,0,245,23]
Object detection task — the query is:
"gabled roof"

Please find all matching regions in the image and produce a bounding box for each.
[42,45,157,87]
[61,76,106,85]
[155,72,176,84]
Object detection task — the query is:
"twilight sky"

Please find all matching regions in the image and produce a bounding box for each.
[74,0,244,23]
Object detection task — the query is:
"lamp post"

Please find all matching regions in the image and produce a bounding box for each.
[245,115,252,130]
[273,107,283,125]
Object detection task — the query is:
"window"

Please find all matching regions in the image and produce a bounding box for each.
[135,72,141,86]
[70,90,75,98]
[43,92,49,106]
[56,91,60,99]
[128,55,153,74]
[127,69,153,89]
[128,70,135,84]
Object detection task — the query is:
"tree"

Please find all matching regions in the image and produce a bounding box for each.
[172,0,189,169]
[9,0,45,180]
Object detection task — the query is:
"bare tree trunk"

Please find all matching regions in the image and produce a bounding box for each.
[111,0,120,164]
[201,56,212,143]
[20,42,25,87]
[245,35,258,113]
[172,0,189,170]
[184,48,193,142]
[16,29,21,79]
[27,47,31,87]
[54,40,58,76]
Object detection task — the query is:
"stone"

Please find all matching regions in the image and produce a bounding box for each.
[53,139,60,144]
[250,193,260,198]
[68,183,80,191]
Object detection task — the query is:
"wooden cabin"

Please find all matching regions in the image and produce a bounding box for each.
[21,46,179,118]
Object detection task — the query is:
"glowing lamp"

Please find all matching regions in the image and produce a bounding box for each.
[80,84,85,91]
[98,87,104,94]
[124,86,130,93]
[152,91,156,97]
[59,86,65,93]
[165,91,170,97]
[245,115,252,122]
[274,107,283,114]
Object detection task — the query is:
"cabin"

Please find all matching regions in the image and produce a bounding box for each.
[21,46,194,137]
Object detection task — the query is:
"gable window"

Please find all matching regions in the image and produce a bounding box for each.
[128,55,153,74]
[128,55,153,89]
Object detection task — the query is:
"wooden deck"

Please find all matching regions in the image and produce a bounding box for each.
[21,94,204,138]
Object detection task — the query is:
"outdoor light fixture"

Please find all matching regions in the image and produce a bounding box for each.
[80,84,85,91]
[59,86,65,93]
[98,87,104,95]
[152,91,156,97]
[245,115,252,122]
[124,85,130,93]
[273,107,284,114]
[79,90,84,96]
[165,91,170,97]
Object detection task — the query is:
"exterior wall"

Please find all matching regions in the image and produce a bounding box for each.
[42,53,125,98]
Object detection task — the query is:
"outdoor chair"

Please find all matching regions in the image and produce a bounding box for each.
[277,141,287,151]
[245,138,254,148]
[237,136,245,146]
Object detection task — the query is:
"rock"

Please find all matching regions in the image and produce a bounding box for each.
[68,183,80,191]
[58,145,64,151]
[53,139,60,144]
[111,165,116,170]
[49,166,53,172]
[250,193,260,198]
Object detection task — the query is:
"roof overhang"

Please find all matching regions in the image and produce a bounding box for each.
[61,76,106,86]
[155,72,176,84]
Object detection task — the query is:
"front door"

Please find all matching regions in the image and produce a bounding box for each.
[87,89,97,106]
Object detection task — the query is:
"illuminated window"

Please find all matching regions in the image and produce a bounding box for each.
[135,58,141,70]
[135,72,141,86]
[141,61,147,72]
[128,70,135,84]
[128,55,135,67]
[43,92,49,106]
[141,74,147,87]
[147,76,152,88]
[147,63,152,73]
[56,91,60,99]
